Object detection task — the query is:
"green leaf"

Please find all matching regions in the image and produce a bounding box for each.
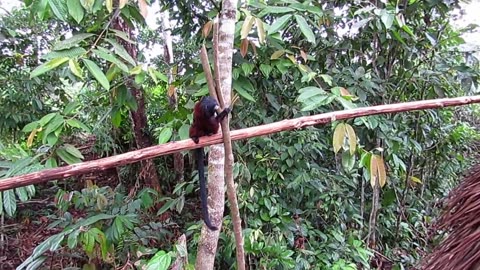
[259,64,273,78]
[300,95,333,111]
[297,86,326,102]
[110,29,136,44]
[42,47,87,60]
[15,187,29,202]
[67,229,81,249]
[82,59,110,90]
[53,33,94,51]
[30,57,69,78]
[146,250,172,270]
[22,121,39,132]
[67,0,85,23]
[48,0,68,21]
[294,15,315,43]
[45,158,58,168]
[80,0,95,12]
[111,109,122,127]
[233,77,256,102]
[268,14,292,35]
[262,6,295,15]
[380,9,394,29]
[33,0,49,20]
[46,133,59,146]
[69,59,83,78]
[66,119,91,132]
[63,144,85,159]
[43,114,64,137]
[147,67,158,84]
[3,190,17,217]
[39,113,57,126]
[158,127,173,144]
[105,38,136,66]
[63,101,80,115]
[56,147,82,164]
[93,48,129,72]
[179,124,190,140]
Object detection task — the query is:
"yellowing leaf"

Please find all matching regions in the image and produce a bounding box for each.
[287,54,296,63]
[138,0,148,18]
[300,50,307,62]
[130,65,143,75]
[68,59,83,79]
[241,15,255,39]
[344,124,357,155]
[203,21,213,38]
[255,18,266,44]
[410,176,422,184]
[119,0,127,8]
[240,38,249,58]
[105,0,113,13]
[27,128,39,148]
[333,123,345,154]
[370,155,387,188]
[271,50,285,59]
[339,87,351,96]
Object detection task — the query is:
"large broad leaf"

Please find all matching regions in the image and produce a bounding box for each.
[30,57,69,78]
[157,127,173,144]
[48,0,68,21]
[233,78,256,102]
[146,250,172,270]
[67,0,85,23]
[105,38,136,66]
[80,0,95,12]
[370,155,387,188]
[268,14,292,35]
[53,33,94,51]
[82,59,110,90]
[294,15,315,43]
[3,190,16,217]
[42,47,87,60]
[333,123,346,154]
[241,15,255,39]
[56,147,82,164]
[33,0,49,20]
[93,47,129,72]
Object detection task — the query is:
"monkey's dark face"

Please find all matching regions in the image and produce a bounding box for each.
[200,96,220,117]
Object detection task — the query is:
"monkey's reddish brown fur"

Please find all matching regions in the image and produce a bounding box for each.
[189,96,231,230]
[189,96,230,143]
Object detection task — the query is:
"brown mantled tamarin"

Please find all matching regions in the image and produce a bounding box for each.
[189,96,231,230]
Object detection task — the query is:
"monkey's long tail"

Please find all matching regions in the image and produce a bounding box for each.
[196,148,218,231]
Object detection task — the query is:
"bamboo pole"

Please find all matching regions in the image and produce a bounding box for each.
[1,95,480,191]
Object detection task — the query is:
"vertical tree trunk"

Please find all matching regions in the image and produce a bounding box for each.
[195,0,239,269]
[112,16,161,192]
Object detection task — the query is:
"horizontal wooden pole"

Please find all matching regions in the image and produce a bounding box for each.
[1,95,480,191]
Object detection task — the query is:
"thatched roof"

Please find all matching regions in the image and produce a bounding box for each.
[420,164,480,270]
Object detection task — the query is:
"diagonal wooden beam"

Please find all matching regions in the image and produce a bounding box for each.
[1,95,480,191]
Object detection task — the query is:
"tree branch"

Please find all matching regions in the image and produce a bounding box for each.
[1,95,480,191]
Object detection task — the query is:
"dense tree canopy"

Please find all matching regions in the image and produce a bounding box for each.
[0,0,479,269]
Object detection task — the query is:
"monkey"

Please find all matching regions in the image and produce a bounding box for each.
[189,96,231,230]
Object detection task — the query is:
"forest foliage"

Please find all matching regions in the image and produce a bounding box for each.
[0,0,479,269]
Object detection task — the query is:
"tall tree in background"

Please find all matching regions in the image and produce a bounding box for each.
[112,12,161,191]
